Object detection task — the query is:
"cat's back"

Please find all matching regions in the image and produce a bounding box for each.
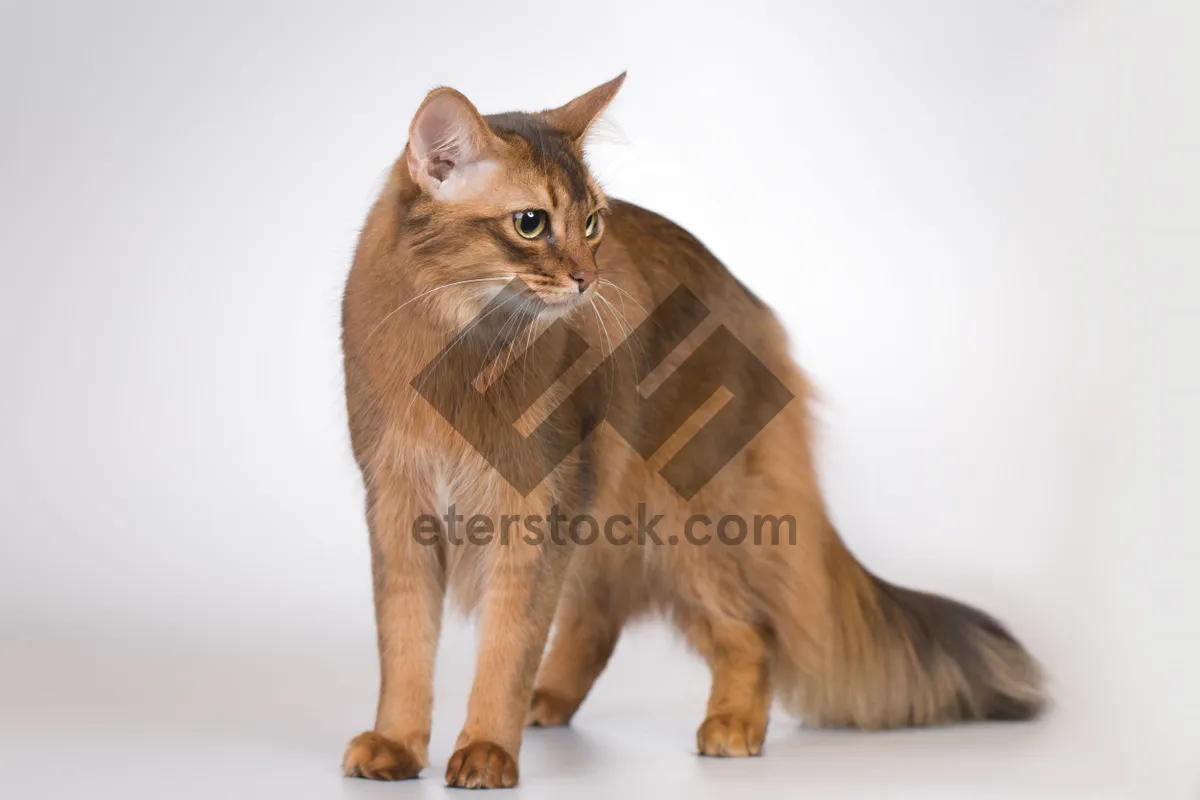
[602,198,775,336]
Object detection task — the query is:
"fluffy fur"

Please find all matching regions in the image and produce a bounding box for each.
[339,74,1045,789]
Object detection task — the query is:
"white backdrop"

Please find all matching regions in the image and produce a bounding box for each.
[1,2,1196,798]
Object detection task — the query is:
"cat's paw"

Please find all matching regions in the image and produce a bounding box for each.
[526,688,578,727]
[342,731,423,781]
[696,713,766,757]
[445,740,519,789]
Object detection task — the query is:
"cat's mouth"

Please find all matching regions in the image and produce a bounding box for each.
[475,276,590,321]
[534,287,591,317]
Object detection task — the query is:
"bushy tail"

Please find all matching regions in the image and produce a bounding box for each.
[778,542,1046,729]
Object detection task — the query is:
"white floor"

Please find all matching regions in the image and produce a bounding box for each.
[0,616,1179,799]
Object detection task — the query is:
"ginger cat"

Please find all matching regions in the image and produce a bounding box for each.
[339,73,1044,789]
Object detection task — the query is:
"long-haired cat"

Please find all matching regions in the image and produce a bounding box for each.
[339,73,1044,789]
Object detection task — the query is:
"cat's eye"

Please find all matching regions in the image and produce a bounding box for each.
[584,212,600,238]
[514,210,547,239]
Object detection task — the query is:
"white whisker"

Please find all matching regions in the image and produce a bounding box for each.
[595,291,644,389]
[596,288,651,382]
[404,290,526,419]
[589,296,617,418]
[359,275,516,353]
[598,278,652,322]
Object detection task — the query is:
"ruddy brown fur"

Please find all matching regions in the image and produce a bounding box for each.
[339,74,1045,789]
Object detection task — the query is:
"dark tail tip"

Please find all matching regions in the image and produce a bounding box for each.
[874,576,1047,723]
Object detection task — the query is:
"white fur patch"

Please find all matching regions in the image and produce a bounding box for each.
[431,159,499,202]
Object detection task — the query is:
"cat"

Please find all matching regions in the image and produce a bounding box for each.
[339,73,1045,789]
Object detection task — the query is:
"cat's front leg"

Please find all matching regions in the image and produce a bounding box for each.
[446,492,572,789]
[343,474,445,781]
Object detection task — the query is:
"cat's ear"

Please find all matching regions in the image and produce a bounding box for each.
[406,88,500,201]
[541,72,626,141]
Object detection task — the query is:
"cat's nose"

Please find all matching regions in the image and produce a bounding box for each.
[571,268,596,293]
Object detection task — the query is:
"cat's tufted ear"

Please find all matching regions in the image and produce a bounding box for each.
[406,88,500,201]
[541,72,626,141]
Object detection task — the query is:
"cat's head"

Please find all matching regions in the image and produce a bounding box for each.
[395,74,624,324]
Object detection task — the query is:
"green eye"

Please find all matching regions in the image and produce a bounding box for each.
[584,212,600,238]
[514,210,547,239]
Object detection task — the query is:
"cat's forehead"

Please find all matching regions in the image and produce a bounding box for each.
[485,112,597,208]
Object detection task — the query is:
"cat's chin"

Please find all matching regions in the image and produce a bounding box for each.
[535,293,588,320]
